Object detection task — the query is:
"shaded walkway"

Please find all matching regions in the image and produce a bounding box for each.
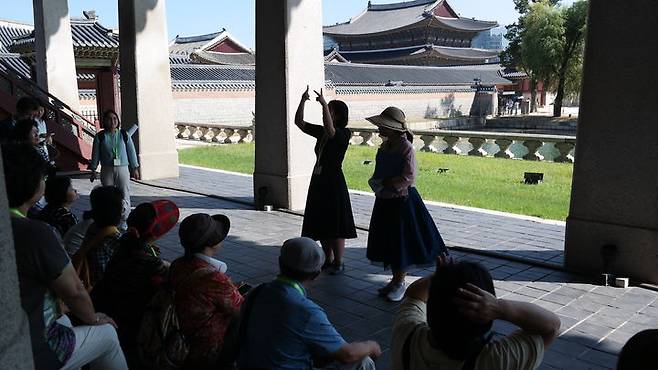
[146,165,566,268]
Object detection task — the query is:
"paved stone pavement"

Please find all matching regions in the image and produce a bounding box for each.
[148,165,566,267]
[68,173,658,370]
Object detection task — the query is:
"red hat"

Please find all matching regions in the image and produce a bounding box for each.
[146,200,179,239]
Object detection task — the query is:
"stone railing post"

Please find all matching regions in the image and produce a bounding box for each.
[554,142,575,163]
[442,135,460,155]
[213,128,227,143]
[420,135,438,152]
[192,126,206,141]
[359,131,375,146]
[223,128,236,144]
[468,137,487,157]
[237,128,250,143]
[522,140,544,161]
[494,139,513,159]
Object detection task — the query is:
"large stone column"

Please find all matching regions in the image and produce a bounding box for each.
[118,0,178,180]
[564,1,658,283]
[32,0,80,111]
[254,0,324,210]
[0,154,34,369]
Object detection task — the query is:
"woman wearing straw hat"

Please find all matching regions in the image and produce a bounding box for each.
[294,86,357,275]
[366,107,447,301]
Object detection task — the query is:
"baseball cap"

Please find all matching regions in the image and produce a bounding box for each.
[279,237,325,273]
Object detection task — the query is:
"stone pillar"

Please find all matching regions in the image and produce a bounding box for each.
[32,0,80,111]
[253,0,324,210]
[118,0,178,180]
[0,154,34,369]
[565,1,658,284]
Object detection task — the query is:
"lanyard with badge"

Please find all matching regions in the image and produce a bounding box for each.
[276,276,305,297]
[9,208,25,218]
[110,131,121,166]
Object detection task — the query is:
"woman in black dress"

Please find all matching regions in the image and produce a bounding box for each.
[295,86,357,274]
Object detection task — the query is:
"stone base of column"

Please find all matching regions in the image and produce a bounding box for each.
[253,172,312,211]
[138,151,179,180]
[565,217,658,284]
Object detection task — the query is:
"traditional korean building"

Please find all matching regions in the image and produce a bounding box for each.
[169,29,255,66]
[323,0,500,66]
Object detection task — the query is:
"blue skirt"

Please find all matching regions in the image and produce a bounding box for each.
[366,187,446,270]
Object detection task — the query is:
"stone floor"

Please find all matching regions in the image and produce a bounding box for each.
[69,168,658,370]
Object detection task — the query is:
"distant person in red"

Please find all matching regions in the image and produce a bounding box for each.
[295,86,357,275]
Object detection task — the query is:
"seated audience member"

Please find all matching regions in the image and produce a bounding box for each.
[392,256,561,370]
[238,237,380,370]
[63,210,93,256]
[39,176,79,236]
[2,143,127,370]
[167,213,244,370]
[0,96,40,144]
[73,186,124,289]
[617,329,658,370]
[92,200,179,369]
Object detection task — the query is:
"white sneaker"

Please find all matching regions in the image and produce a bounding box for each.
[386,282,407,302]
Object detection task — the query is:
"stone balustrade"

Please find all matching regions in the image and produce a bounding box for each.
[175,123,576,163]
[175,122,254,144]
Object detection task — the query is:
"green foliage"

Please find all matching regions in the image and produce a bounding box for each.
[502,0,588,116]
[179,144,573,220]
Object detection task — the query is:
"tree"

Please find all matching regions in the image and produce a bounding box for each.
[501,0,588,117]
[501,0,559,113]
[552,1,588,116]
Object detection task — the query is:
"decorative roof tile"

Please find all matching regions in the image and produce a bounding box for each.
[0,19,33,53]
[323,0,496,36]
[0,53,31,77]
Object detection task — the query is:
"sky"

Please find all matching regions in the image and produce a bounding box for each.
[3,0,575,49]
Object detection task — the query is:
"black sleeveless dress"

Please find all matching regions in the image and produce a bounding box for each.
[300,124,357,240]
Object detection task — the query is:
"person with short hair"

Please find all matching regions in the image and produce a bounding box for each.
[39,176,79,237]
[392,256,560,370]
[168,213,244,369]
[92,200,179,369]
[75,186,124,288]
[0,96,40,143]
[295,86,357,274]
[2,143,127,370]
[365,107,447,301]
[238,237,381,370]
[617,329,658,370]
[88,110,139,230]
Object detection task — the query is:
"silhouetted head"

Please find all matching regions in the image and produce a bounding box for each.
[328,100,349,128]
[427,261,496,360]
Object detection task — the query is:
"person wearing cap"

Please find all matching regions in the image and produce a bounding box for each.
[169,213,244,370]
[91,200,179,369]
[365,107,448,302]
[295,86,357,275]
[238,237,380,370]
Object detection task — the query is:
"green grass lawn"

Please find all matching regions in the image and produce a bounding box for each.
[178,143,573,220]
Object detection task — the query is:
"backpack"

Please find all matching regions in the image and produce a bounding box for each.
[137,267,215,369]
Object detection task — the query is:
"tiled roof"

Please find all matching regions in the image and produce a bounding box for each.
[169,31,224,55]
[170,64,255,81]
[0,53,31,77]
[11,18,118,58]
[190,50,255,66]
[324,48,349,63]
[0,19,33,53]
[324,62,511,86]
[167,61,511,89]
[339,44,500,65]
[170,54,192,65]
[323,0,496,36]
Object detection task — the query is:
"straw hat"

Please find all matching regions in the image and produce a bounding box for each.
[366,107,408,132]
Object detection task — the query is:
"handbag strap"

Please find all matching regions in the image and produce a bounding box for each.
[238,284,265,352]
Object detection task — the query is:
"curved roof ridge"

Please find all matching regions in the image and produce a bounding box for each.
[174,30,225,44]
[368,0,439,11]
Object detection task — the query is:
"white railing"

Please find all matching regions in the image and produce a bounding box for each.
[175,123,576,163]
